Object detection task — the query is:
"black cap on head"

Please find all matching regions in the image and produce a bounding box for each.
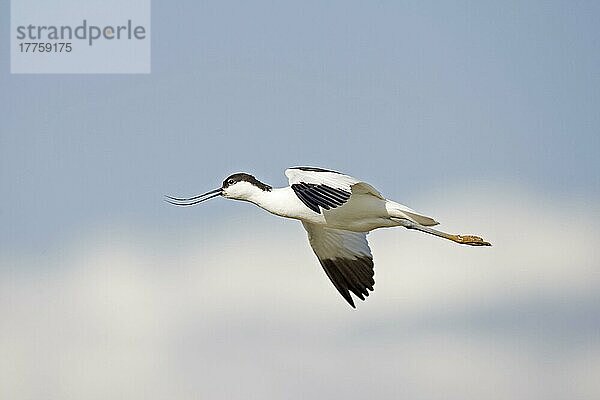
[222,173,272,192]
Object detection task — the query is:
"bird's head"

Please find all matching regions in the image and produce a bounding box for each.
[221,173,272,200]
[165,172,272,206]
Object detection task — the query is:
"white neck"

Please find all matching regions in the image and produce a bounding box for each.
[246,187,305,219]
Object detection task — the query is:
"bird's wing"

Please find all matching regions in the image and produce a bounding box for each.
[285,167,384,214]
[302,222,375,308]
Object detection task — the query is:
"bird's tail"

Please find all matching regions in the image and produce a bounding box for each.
[386,201,439,226]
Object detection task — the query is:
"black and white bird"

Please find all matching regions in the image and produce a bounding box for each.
[167,167,491,308]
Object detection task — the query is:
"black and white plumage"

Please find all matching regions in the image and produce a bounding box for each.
[291,183,350,214]
[166,166,491,308]
[303,222,374,307]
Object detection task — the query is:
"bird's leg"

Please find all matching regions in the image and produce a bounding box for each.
[397,219,491,246]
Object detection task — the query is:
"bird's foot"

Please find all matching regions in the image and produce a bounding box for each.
[452,234,492,246]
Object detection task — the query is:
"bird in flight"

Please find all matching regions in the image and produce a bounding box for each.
[166,167,490,308]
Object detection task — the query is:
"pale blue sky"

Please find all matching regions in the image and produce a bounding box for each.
[1,2,600,399]
[1,0,599,253]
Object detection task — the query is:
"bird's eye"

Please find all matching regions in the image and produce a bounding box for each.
[227,179,235,185]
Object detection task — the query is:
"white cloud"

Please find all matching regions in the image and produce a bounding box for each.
[1,185,599,400]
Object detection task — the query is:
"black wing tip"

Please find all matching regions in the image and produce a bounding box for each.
[343,294,356,308]
[321,256,375,309]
